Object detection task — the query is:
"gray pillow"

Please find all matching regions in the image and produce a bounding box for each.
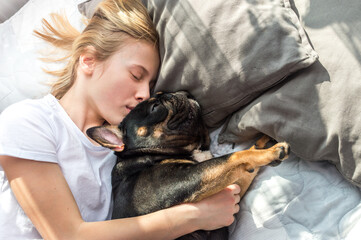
[78,0,318,128]
[219,0,361,187]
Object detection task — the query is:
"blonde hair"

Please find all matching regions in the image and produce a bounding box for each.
[34,0,158,99]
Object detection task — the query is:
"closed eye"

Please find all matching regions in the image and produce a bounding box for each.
[129,65,145,81]
[131,73,141,81]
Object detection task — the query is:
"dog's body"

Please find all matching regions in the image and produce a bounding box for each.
[87,91,289,240]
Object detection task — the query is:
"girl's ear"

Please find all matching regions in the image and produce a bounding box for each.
[79,46,97,75]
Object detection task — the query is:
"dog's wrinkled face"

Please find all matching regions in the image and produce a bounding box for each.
[87,91,209,156]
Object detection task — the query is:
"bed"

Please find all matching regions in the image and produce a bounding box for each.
[1,0,361,239]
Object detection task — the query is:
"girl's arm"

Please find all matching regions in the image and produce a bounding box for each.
[0,155,240,240]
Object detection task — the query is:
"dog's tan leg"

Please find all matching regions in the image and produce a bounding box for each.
[233,169,259,199]
[250,135,271,150]
[186,142,289,202]
[234,135,271,197]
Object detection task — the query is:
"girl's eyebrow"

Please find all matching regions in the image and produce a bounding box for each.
[131,64,147,74]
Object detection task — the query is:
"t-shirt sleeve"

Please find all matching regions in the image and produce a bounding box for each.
[0,101,58,163]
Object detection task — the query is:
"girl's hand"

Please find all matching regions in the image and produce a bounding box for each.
[190,184,241,231]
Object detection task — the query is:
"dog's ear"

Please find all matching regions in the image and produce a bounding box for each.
[86,125,124,152]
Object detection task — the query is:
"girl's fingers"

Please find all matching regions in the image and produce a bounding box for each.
[226,184,241,195]
[234,194,241,204]
[234,203,240,214]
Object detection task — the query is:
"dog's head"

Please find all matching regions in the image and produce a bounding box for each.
[86,91,209,157]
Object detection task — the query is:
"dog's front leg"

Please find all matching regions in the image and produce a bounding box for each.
[185,142,290,202]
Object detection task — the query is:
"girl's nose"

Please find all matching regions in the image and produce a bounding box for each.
[135,82,150,102]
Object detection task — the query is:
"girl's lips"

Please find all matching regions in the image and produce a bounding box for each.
[126,106,134,112]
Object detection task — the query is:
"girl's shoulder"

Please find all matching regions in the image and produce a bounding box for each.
[0,94,62,142]
[0,94,61,162]
[0,94,58,125]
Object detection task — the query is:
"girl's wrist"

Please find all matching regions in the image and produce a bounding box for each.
[164,203,201,237]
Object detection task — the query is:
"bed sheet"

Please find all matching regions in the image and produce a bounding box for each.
[210,128,361,240]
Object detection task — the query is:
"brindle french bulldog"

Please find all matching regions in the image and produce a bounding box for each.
[87,91,289,240]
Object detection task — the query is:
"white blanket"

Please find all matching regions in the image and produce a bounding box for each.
[210,128,361,240]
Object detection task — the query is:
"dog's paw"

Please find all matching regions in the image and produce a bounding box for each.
[273,142,290,161]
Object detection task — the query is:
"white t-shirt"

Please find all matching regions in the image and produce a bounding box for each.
[0,94,116,239]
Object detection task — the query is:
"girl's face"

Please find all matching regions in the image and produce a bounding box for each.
[87,39,160,125]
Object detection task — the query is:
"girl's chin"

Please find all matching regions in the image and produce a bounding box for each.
[107,114,126,125]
